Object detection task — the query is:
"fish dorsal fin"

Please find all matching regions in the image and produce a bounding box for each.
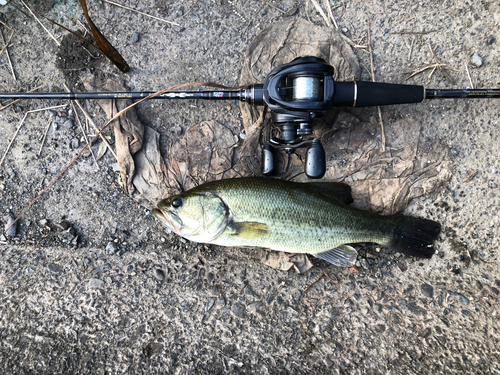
[229,221,269,240]
[312,245,358,267]
[305,182,353,205]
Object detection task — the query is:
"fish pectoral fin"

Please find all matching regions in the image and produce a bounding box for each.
[312,245,358,267]
[229,221,269,240]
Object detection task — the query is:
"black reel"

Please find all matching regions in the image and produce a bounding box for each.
[259,56,334,179]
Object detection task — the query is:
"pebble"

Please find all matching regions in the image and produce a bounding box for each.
[95,263,111,273]
[48,109,58,117]
[421,283,434,298]
[360,258,369,269]
[131,32,140,43]
[450,148,458,155]
[341,27,349,33]
[487,35,495,45]
[261,8,267,15]
[48,264,63,273]
[154,269,165,281]
[70,138,80,149]
[64,119,74,129]
[471,52,483,67]
[89,278,105,289]
[106,241,117,254]
[450,292,469,305]
[51,122,58,131]
[4,213,16,237]
[177,10,183,17]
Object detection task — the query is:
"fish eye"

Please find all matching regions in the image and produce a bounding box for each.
[172,198,183,209]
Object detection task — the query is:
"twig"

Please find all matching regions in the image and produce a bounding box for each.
[102,0,180,26]
[465,63,474,89]
[181,0,200,20]
[303,270,338,292]
[70,102,100,170]
[390,30,437,35]
[0,28,16,81]
[0,20,13,31]
[0,105,67,168]
[0,86,43,112]
[367,25,386,152]
[38,120,52,156]
[19,0,60,46]
[0,29,14,59]
[70,99,118,161]
[310,0,331,27]
[324,0,338,29]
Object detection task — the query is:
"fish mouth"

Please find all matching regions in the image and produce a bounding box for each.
[152,208,168,224]
[152,207,182,232]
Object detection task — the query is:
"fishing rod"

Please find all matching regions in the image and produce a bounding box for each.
[2,56,499,178]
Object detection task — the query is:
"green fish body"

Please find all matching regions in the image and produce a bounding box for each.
[152,177,440,266]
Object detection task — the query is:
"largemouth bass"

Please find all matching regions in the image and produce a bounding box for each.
[152,177,441,266]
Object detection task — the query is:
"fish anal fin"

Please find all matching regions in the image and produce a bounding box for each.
[230,221,269,240]
[312,245,358,267]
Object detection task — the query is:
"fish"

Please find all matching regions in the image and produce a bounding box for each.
[152,177,441,267]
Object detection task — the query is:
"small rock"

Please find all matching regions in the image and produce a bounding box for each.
[39,219,48,227]
[51,122,58,131]
[450,148,458,155]
[174,126,182,135]
[106,242,117,254]
[95,263,111,273]
[70,138,79,149]
[261,8,267,15]
[421,283,434,298]
[341,27,349,33]
[64,119,74,129]
[131,32,140,43]
[48,264,63,273]
[4,213,16,237]
[177,10,183,17]
[360,258,370,269]
[48,109,58,117]
[450,292,469,305]
[89,278,105,289]
[154,269,165,281]
[471,52,483,67]
[487,35,495,45]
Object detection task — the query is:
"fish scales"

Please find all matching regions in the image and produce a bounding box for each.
[196,178,394,253]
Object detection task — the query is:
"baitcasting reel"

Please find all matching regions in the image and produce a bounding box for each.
[242,56,334,179]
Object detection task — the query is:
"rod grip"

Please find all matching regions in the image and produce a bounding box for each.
[355,81,425,107]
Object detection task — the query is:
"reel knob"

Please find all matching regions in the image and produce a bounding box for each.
[305,139,326,179]
[261,145,275,175]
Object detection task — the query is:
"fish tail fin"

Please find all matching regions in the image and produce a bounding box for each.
[390,216,441,258]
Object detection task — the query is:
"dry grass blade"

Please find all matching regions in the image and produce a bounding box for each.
[19,0,60,46]
[102,0,180,26]
[0,104,67,168]
[367,25,386,152]
[309,0,331,27]
[0,28,16,80]
[4,81,243,235]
